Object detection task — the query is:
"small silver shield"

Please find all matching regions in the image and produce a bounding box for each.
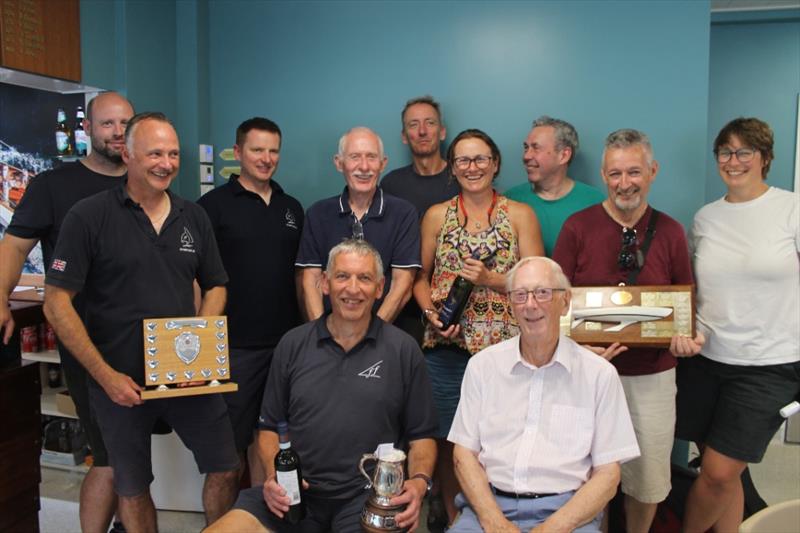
[174,332,201,365]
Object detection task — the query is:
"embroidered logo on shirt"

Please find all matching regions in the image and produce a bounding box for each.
[180,227,195,253]
[285,209,298,230]
[357,360,383,379]
[51,258,67,272]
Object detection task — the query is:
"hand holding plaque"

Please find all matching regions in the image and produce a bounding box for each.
[140,315,237,400]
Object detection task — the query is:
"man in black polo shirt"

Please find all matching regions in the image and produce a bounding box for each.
[198,117,304,484]
[43,112,240,531]
[296,127,420,323]
[0,91,133,533]
[208,239,437,532]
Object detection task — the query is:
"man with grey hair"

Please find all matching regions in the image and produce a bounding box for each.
[296,126,421,324]
[210,239,437,532]
[553,129,704,533]
[43,112,240,531]
[506,116,604,256]
[448,256,640,531]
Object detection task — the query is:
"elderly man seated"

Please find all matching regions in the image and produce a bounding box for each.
[448,257,640,532]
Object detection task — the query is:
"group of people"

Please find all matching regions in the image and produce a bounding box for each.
[0,92,796,533]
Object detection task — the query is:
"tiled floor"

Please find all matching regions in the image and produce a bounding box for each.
[40,437,799,532]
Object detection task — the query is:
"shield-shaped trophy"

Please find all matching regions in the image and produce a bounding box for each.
[140,315,237,399]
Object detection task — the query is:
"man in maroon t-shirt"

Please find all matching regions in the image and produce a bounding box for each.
[553,129,703,533]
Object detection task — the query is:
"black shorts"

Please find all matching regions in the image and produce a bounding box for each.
[676,355,800,463]
[225,346,274,452]
[59,343,109,467]
[89,383,240,497]
[234,486,369,533]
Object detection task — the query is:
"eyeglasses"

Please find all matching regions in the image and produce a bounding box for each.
[618,227,643,271]
[508,287,566,304]
[351,216,364,240]
[453,155,493,170]
[716,148,755,163]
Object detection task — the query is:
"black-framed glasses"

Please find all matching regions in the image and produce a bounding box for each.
[351,216,364,240]
[716,148,755,163]
[508,287,566,304]
[453,155,493,170]
[618,227,643,271]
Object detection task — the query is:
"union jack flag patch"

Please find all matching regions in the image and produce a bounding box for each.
[51,259,67,272]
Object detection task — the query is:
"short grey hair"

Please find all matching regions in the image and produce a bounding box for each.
[337,127,385,159]
[505,256,571,293]
[326,239,385,282]
[603,128,654,166]
[124,112,173,153]
[532,115,579,163]
[402,95,443,127]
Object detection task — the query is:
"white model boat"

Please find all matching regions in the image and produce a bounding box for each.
[572,306,673,332]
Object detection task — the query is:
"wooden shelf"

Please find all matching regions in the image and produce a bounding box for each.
[21,350,60,364]
[40,386,76,419]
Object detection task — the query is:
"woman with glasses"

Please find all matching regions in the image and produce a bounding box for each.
[677,117,800,532]
[413,129,544,524]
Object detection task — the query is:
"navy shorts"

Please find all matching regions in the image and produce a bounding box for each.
[234,486,369,532]
[225,346,274,452]
[676,355,800,463]
[59,344,109,466]
[90,383,240,497]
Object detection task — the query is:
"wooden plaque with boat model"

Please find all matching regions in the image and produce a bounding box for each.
[562,285,695,348]
[140,315,237,400]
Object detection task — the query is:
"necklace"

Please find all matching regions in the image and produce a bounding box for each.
[459,190,497,231]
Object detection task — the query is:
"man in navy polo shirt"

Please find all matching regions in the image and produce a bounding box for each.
[296,127,421,323]
[43,112,240,531]
[208,239,437,532]
[198,117,304,485]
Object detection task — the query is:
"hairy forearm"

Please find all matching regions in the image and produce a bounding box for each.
[539,463,620,531]
[257,430,280,480]
[453,445,507,527]
[301,268,324,321]
[407,438,436,478]
[198,285,226,316]
[43,286,112,383]
[377,269,415,323]
[0,237,33,300]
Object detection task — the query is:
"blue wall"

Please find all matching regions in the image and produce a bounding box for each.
[206,0,711,227]
[707,10,800,201]
[81,0,713,227]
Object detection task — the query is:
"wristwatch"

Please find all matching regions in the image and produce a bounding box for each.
[410,473,433,494]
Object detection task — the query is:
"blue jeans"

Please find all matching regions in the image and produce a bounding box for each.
[448,491,603,532]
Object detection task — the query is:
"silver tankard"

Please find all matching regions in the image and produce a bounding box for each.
[359,447,407,532]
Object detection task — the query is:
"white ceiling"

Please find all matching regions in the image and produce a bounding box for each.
[711,0,800,11]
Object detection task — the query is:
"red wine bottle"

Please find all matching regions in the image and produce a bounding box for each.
[274,421,305,523]
[438,250,496,329]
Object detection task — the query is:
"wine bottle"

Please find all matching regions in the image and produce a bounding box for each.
[274,421,305,523]
[438,250,496,329]
[55,108,73,156]
[74,106,87,156]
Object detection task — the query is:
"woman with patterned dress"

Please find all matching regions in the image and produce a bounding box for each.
[413,129,544,523]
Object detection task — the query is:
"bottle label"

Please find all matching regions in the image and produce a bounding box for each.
[56,132,69,152]
[276,470,301,505]
[75,130,88,155]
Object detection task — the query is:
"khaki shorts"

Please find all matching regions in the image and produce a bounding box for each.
[619,368,676,504]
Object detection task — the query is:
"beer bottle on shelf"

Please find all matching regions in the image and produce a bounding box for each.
[274,421,305,523]
[437,250,496,329]
[74,106,87,156]
[55,108,73,156]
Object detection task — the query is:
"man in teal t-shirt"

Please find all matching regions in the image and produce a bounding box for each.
[505,116,604,256]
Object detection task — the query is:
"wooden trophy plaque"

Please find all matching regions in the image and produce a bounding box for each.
[140,316,237,400]
[562,285,695,348]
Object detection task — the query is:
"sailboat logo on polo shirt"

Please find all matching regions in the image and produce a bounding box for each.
[358,360,383,379]
[179,227,195,253]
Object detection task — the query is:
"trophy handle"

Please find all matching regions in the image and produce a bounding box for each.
[359,453,377,489]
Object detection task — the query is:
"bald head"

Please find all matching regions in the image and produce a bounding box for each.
[85,92,135,163]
